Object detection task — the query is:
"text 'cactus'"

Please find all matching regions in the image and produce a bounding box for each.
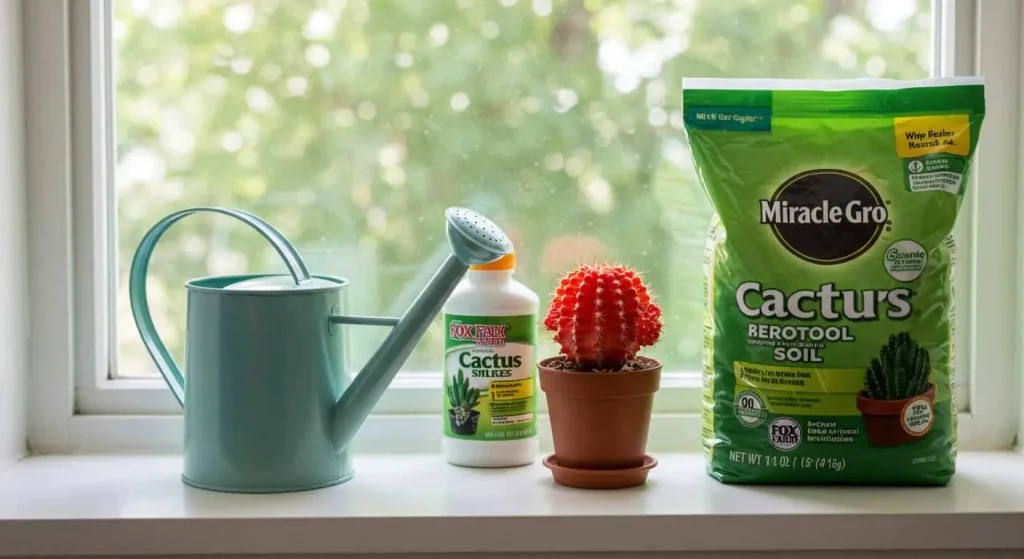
[863,332,932,400]
[543,263,663,370]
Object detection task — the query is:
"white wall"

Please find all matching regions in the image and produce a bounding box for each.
[0,0,28,468]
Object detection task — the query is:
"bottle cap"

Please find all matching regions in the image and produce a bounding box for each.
[470,252,515,271]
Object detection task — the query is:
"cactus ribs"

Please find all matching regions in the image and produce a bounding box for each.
[863,331,932,401]
[543,263,663,371]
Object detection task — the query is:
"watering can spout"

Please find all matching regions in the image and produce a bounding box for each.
[329,207,514,451]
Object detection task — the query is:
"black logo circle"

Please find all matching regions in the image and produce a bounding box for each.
[760,169,887,265]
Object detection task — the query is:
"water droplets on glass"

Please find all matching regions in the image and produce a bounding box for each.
[259,64,282,81]
[245,87,273,112]
[554,88,578,113]
[135,65,157,86]
[866,55,887,77]
[113,19,128,41]
[648,108,668,127]
[367,207,388,232]
[789,4,810,24]
[305,44,331,67]
[303,9,336,40]
[358,101,377,120]
[383,167,406,187]
[333,108,355,127]
[544,153,564,171]
[450,92,470,112]
[411,90,430,108]
[481,21,500,39]
[867,0,917,32]
[378,143,404,168]
[429,23,450,46]
[230,57,253,75]
[146,0,181,29]
[221,132,243,153]
[564,156,585,177]
[669,111,685,130]
[286,76,308,97]
[395,53,414,68]
[582,176,613,214]
[222,2,254,34]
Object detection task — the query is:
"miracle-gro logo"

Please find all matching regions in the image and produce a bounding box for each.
[449,322,509,347]
[759,169,889,265]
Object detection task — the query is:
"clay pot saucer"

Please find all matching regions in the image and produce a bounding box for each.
[543,454,657,489]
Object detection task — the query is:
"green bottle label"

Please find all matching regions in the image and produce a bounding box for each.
[443,313,537,441]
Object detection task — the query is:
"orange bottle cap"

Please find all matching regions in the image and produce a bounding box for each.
[470,253,516,271]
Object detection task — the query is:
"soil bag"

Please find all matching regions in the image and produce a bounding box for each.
[684,77,985,484]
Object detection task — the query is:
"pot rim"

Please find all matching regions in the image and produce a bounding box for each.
[537,355,663,376]
[856,382,936,415]
[537,355,663,398]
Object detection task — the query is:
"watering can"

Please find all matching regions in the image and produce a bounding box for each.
[128,206,512,493]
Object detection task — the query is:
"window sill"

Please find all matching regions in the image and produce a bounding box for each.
[2,452,1024,557]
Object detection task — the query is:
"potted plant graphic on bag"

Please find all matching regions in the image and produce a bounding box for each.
[857,332,936,447]
[447,369,482,435]
[537,263,664,489]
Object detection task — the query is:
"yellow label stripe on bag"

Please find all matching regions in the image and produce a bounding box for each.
[893,115,971,158]
[733,361,865,394]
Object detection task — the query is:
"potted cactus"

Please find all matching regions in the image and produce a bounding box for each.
[857,332,936,447]
[537,263,663,489]
[447,369,482,435]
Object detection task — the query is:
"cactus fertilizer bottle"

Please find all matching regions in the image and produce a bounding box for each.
[442,252,540,467]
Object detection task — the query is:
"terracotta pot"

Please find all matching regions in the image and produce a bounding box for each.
[538,356,662,471]
[856,383,936,447]
[448,409,480,436]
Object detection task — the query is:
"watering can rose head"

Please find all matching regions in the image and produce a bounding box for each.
[542,263,663,372]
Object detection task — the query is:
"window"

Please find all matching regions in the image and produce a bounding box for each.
[107,0,936,381]
[26,0,1020,453]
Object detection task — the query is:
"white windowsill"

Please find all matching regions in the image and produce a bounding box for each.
[2,452,1024,557]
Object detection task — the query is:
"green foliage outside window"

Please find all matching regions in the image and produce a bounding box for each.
[112,0,932,378]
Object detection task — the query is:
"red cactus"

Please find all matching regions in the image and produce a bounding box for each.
[543,263,663,370]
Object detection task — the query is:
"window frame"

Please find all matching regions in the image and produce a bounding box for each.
[24,0,1021,454]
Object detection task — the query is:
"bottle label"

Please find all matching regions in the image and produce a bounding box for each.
[443,313,537,441]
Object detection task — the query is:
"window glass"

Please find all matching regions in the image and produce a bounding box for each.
[112,0,933,378]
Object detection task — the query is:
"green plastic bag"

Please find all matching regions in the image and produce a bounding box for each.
[684,77,986,485]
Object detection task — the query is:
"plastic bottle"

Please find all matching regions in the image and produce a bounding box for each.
[442,252,540,467]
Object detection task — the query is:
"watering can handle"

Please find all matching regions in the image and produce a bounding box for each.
[128,207,311,406]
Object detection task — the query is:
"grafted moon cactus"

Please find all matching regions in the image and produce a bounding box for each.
[543,263,663,370]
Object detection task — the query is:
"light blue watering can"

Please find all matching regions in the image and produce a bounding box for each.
[129,206,512,493]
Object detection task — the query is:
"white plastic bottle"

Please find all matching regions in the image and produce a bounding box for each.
[442,252,540,467]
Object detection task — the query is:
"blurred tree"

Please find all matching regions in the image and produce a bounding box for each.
[112,0,932,377]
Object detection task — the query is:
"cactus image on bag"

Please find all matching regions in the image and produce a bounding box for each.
[864,332,932,400]
[857,331,937,447]
[447,368,482,435]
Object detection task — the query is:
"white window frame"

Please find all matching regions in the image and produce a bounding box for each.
[24,0,1022,454]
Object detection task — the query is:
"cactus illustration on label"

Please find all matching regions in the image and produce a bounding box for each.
[864,332,932,401]
[447,368,482,434]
